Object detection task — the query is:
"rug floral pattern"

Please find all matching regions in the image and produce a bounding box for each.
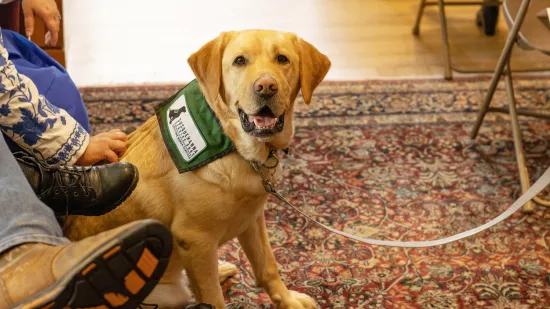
[82,77,550,308]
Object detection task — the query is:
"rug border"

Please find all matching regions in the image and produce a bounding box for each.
[77,74,550,91]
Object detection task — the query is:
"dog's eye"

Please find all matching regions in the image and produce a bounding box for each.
[233,56,247,67]
[277,55,289,64]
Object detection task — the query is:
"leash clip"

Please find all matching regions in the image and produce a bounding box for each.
[249,150,280,194]
[262,179,276,193]
[263,150,279,169]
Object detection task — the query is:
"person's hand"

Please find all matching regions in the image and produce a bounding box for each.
[75,130,128,166]
[21,0,61,46]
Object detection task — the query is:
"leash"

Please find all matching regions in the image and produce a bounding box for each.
[250,151,550,248]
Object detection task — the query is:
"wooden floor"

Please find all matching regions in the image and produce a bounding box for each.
[321,0,549,79]
[64,0,549,86]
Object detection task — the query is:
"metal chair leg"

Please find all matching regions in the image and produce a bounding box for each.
[469,0,533,139]
[437,0,453,80]
[504,62,536,213]
[412,0,427,35]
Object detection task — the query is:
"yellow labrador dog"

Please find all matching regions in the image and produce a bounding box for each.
[64,29,330,309]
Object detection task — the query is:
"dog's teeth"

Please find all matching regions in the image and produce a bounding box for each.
[251,116,277,128]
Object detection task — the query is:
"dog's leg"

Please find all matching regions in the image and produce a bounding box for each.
[238,214,317,309]
[176,238,226,309]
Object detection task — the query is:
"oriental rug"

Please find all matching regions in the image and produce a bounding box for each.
[81,76,550,309]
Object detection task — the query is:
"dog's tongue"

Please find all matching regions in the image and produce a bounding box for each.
[249,115,277,127]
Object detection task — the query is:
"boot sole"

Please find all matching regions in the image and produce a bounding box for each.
[10,219,172,309]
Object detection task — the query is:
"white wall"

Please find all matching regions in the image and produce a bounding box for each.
[63,0,327,86]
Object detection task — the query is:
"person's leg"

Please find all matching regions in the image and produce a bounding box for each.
[0,132,68,254]
[0,134,173,309]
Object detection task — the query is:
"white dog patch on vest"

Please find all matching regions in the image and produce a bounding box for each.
[166,94,207,162]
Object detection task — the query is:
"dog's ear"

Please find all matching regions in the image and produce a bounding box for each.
[298,38,331,105]
[188,32,230,102]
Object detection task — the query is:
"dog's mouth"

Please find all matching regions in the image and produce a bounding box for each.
[239,106,285,139]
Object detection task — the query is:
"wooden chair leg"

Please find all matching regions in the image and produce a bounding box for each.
[412,0,427,35]
[504,62,536,213]
[437,0,453,80]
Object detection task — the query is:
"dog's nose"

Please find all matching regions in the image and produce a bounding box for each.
[253,76,278,99]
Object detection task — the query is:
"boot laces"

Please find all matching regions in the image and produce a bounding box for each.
[14,152,94,200]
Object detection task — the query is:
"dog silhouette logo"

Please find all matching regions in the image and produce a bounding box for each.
[169,106,187,123]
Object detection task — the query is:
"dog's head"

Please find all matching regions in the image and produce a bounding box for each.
[188,30,330,156]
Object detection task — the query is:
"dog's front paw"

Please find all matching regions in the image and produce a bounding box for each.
[277,290,318,309]
[218,260,238,283]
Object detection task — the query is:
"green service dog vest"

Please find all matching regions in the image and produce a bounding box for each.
[154,79,236,173]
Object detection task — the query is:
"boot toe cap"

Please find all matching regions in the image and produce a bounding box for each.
[97,162,139,213]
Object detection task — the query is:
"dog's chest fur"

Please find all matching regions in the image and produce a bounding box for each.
[167,153,281,243]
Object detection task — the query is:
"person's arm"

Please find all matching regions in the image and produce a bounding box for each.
[0,30,89,164]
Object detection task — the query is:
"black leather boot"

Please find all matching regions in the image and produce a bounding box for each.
[13,151,139,216]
